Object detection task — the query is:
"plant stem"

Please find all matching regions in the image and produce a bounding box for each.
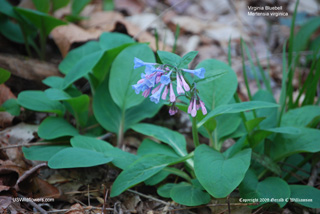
[191,117,200,147]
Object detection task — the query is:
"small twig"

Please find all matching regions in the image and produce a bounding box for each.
[102,187,109,214]
[98,133,114,141]
[88,184,91,207]
[47,206,114,213]
[17,193,48,214]
[227,194,231,214]
[127,189,170,206]
[252,206,264,214]
[16,163,47,189]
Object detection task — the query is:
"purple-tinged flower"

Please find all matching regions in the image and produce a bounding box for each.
[162,85,169,100]
[169,105,178,115]
[142,88,151,97]
[188,98,194,114]
[179,73,190,91]
[182,68,205,79]
[176,73,184,95]
[150,84,165,104]
[132,82,147,94]
[160,70,172,85]
[199,100,207,115]
[151,84,161,94]
[191,98,197,117]
[169,83,176,102]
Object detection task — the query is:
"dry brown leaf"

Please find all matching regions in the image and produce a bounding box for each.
[79,11,125,31]
[170,16,206,34]
[65,203,84,214]
[114,0,144,15]
[51,24,102,57]
[0,54,61,81]
[0,123,38,167]
[0,196,12,210]
[80,11,171,52]
[0,84,16,128]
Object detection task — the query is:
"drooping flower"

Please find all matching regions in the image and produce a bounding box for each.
[176,72,184,95]
[161,85,169,100]
[150,84,165,104]
[160,70,172,85]
[134,57,156,69]
[191,98,197,117]
[179,73,190,91]
[182,68,205,79]
[169,83,176,102]
[169,104,178,115]
[199,100,207,115]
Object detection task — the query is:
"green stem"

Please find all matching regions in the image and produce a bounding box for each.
[283,154,313,181]
[117,108,125,148]
[39,19,47,60]
[191,117,200,147]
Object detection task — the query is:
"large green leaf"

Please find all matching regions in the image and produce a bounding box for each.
[99,32,135,50]
[48,147,113,168]
[157,51,181,67]
[178,51,198,68]
[14,7,66,36]
[110,154,179,197]
[289,185,320,208]
[239,170,290,208]
[63,51,103,89]
[170,182,211,206]
[137,139,179,158]
[281,105,320,127]
[0,17,24,44]
[38,117,78,140]
[93,78,162,134]
[71,135,113,151]
[93,79,121,133]
[215,113,242,141]
[196,59,237,110]
[23,145,70,161]
[269,127,320,160]
[197,101,279,128]
[109,44,155,110]
[59,41,101,75]
[131,123,187,157]
[194,144,251,198]
[17,90,65,116]
[70,135,137,170]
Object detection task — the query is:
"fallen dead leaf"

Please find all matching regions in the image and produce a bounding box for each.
[51,23,102,57]
[0,84,16,128]
[65,203,84,214]
[114,0,144,15]
[0,123,38,167]
[0,196,12,211]
[0,54,61,81]
[80,11,125,31]
[170,15,207,34]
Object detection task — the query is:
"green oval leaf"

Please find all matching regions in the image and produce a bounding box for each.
[38,117,78,140]
[110,154,179,197]
[194,144,251,198]
[289,185,320,208]
[240,170,290,208]
[18,90,65,116]
[109,44,155,110]
[170,182,211,206]
[196,59,237,110]
[131,123,187,157]
[22,145,70,161]
[0,68,11,84]
[48,147,113,169]
[71,135,113,152]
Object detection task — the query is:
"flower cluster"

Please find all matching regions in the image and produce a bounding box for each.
[132,57,207,117]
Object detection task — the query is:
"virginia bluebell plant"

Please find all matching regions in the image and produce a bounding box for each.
[132,57,207,117]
